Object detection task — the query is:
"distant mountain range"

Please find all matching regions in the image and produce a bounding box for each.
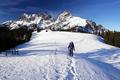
[1,11,109,34]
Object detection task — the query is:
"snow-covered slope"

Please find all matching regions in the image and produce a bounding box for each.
[0,30,120,80]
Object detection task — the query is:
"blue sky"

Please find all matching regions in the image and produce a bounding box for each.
[0,0,120,31]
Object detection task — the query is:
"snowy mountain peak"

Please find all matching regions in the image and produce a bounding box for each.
[58,11,72,21]
[60,11,72,17]
[2,20,14,25]
[19,13,31,21]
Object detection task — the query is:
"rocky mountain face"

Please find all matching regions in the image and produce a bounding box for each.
[1,11,108,34]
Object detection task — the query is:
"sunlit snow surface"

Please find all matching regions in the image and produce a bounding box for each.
[0,30,120,80]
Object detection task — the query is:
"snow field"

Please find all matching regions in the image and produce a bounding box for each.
[0,30,120,80]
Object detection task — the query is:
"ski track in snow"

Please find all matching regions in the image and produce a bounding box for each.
[0,30,120,80]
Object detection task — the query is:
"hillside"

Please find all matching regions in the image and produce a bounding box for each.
[0,30,120,80]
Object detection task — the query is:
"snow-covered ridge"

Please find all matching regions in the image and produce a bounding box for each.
[1,11,108,34]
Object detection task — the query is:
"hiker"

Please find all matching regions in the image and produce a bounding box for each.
[68,41,75,57]
[46,29,48,32]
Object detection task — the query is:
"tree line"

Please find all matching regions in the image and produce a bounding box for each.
[101,31,120,48]
[0,25,32,52]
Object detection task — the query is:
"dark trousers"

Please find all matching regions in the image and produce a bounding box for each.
[69,49,73,57]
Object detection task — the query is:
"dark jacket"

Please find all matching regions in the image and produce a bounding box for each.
[68,42,75,50]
